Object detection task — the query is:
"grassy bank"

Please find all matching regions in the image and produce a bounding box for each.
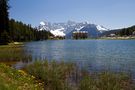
[0,43,31,64]
[0,44,43,90]
[0,63,43,90]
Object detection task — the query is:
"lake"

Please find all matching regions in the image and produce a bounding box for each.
[23,40,135,77]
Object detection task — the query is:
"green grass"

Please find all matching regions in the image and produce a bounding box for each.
[79,72,135,90]
[26,60,76,90]
[26,60,135,90]
[0,63,43,90]
[1,60,134,90]
[0,44,31,62]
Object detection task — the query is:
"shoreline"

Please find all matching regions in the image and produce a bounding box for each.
[99,36,135,40]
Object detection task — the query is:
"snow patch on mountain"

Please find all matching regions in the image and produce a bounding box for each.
[75,26,85,31]
[96,25,108,33]
[39,21,51,31]
[40,21,45,26]
[50,28,65,37]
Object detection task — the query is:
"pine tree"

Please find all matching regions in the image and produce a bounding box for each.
[0,0,9,44]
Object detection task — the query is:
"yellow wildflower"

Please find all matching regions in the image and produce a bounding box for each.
[18,70,27,76]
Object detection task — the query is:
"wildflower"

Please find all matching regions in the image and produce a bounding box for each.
[18,70,27,76]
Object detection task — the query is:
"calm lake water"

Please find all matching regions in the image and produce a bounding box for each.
[23,40,135,76]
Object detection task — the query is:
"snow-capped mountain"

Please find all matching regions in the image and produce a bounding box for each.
[38,21,109,38]
[39,21,51,31]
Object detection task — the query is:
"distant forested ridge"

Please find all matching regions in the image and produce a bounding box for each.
[115,25,135,36]
[101,25,135,37]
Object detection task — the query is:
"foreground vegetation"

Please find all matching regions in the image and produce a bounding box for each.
[1,60,134,90]
[26,60,135,90]
[0,63,43,90]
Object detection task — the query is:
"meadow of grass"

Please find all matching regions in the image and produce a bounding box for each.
[26,60,135,90]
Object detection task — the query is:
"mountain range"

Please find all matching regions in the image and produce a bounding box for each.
[38,20,109,38]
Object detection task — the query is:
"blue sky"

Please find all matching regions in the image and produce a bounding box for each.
[9,0,135,29]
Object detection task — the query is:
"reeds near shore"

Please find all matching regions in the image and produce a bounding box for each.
[0,44,32,62]
[26,60,135,90]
